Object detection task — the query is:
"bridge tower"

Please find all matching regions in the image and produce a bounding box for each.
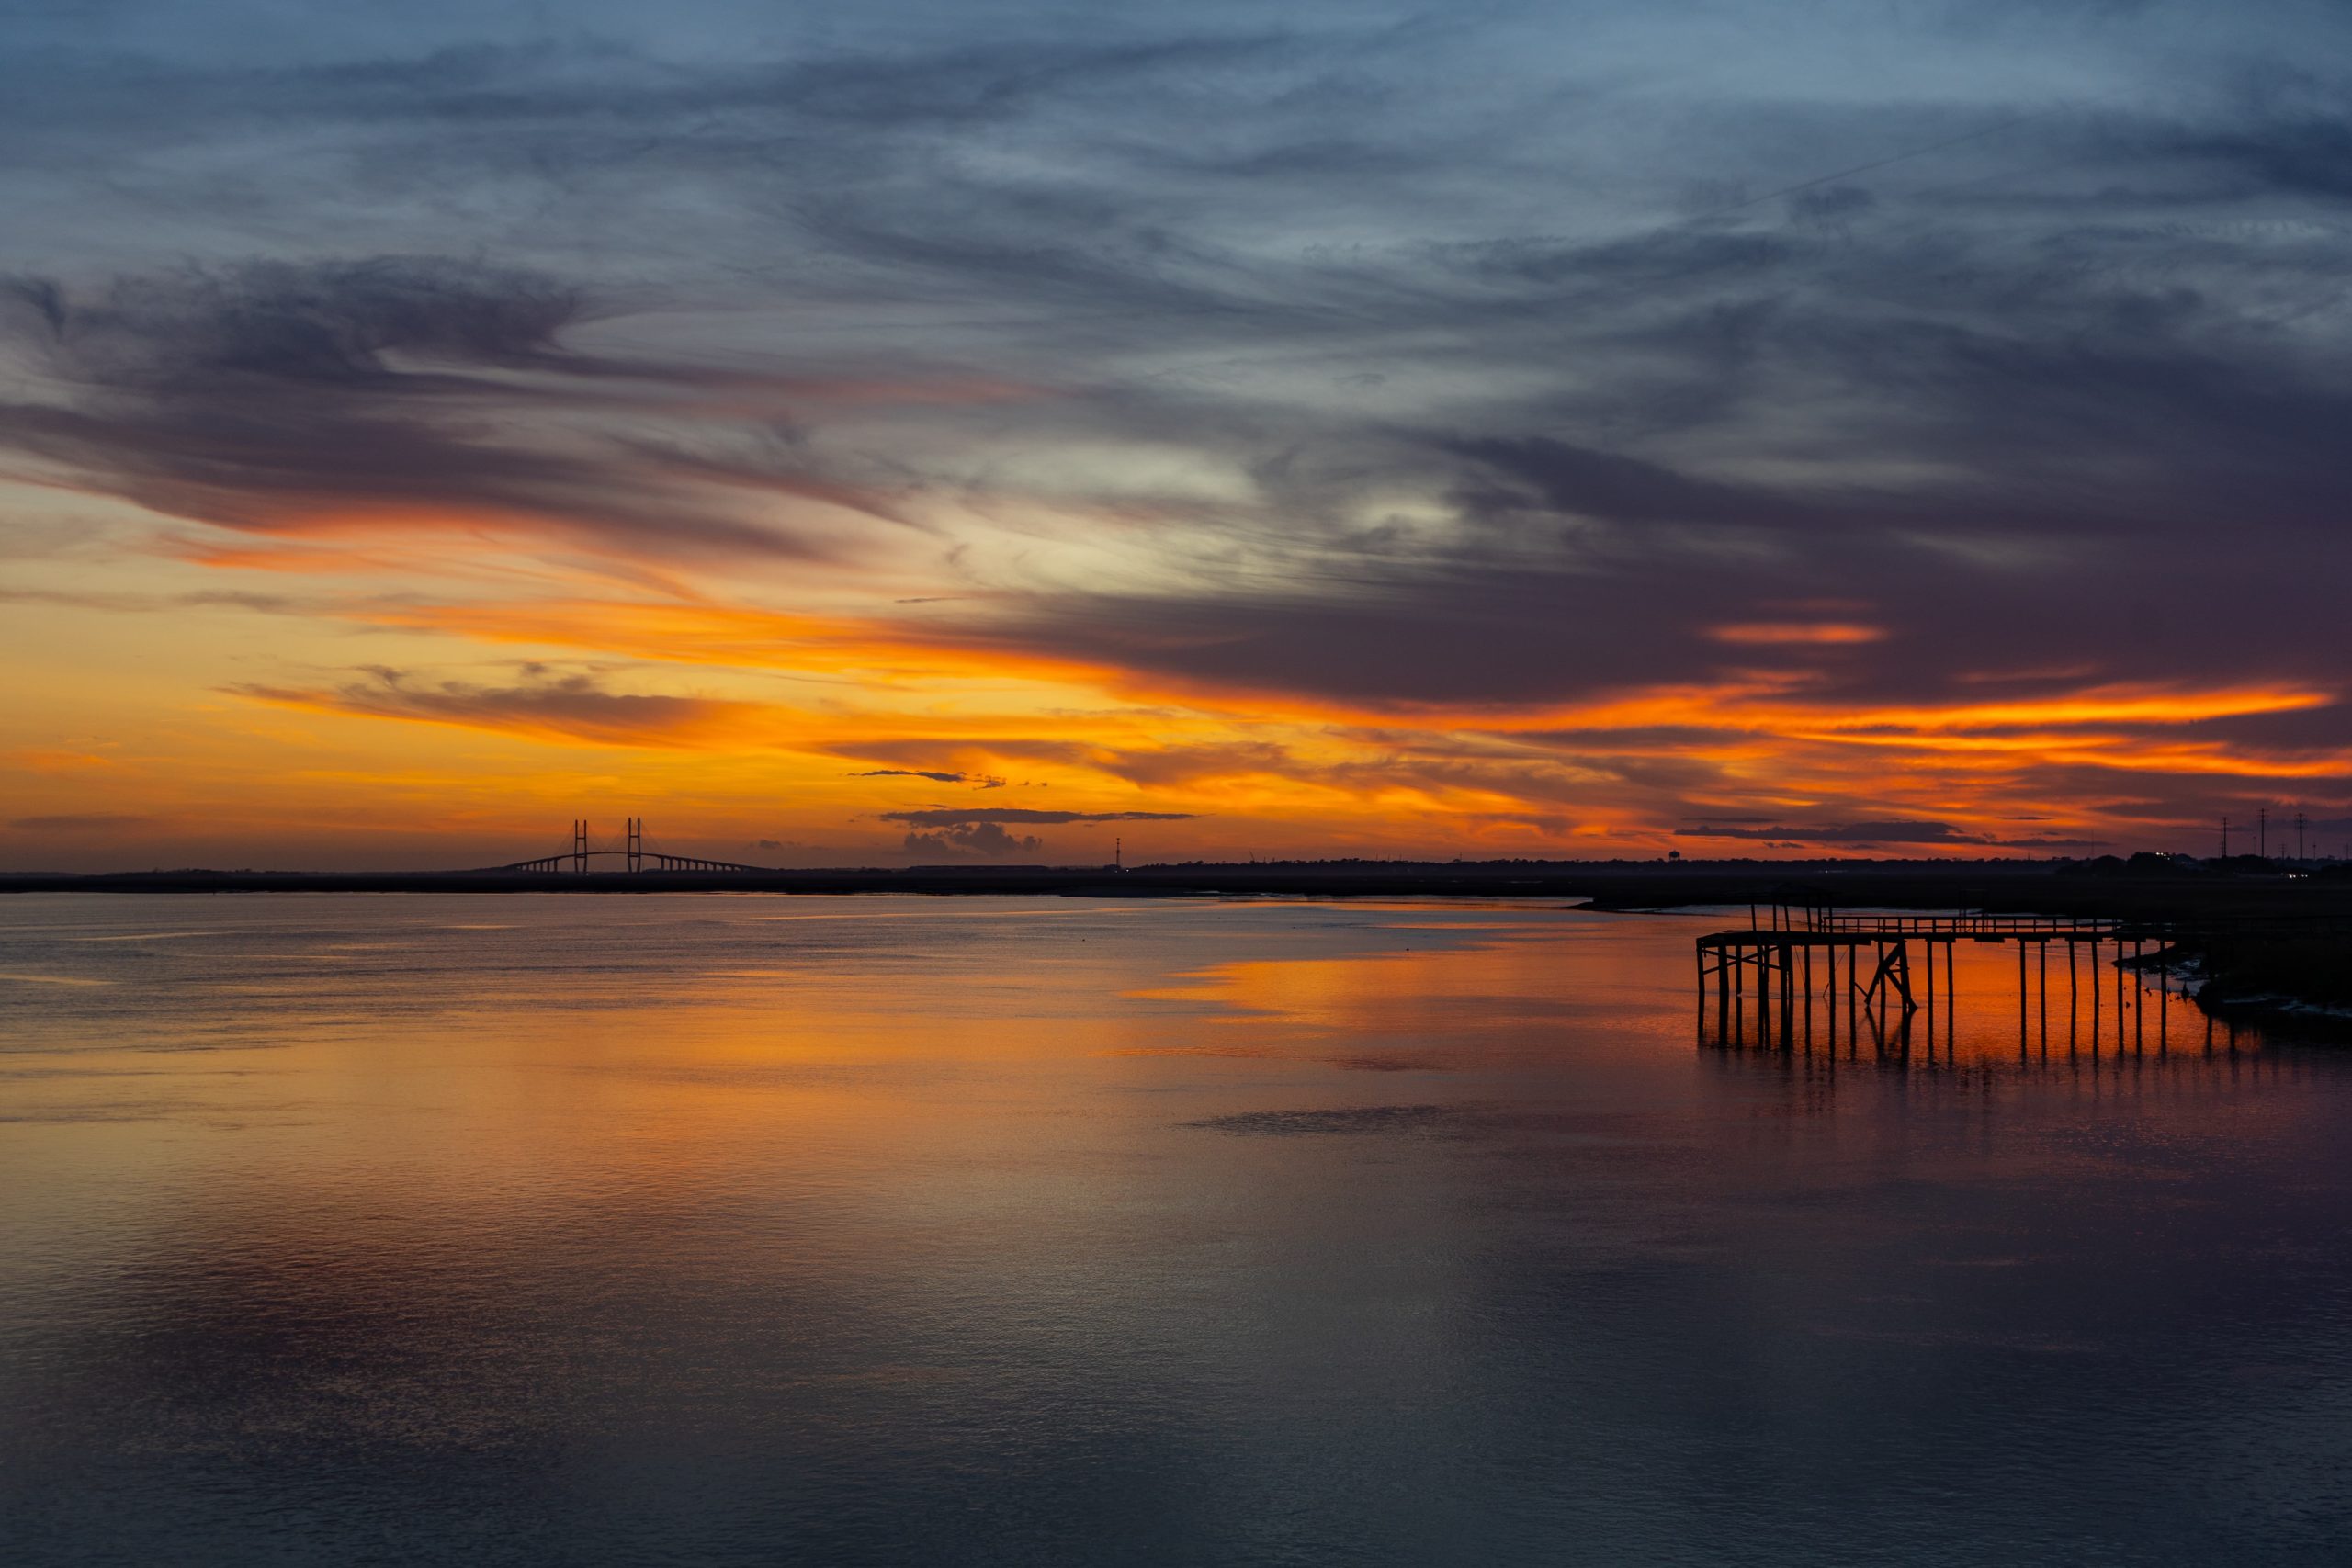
[627,817,643,874]
[572,818,588,876]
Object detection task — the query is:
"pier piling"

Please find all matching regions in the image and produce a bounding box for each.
[1696,912,2173,1055]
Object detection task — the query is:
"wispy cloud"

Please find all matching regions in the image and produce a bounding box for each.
[854,768,1005,787]
[1689,823,1912,847]
[0,258,907,562]
[231,667,765,748]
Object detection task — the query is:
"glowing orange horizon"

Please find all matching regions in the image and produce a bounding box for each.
[3,472,2344,870]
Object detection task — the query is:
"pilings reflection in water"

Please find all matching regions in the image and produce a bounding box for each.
[1696,908,2230,1067]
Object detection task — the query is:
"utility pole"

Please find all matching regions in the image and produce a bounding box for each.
[2220,816,2229,859]
[2258,807,2267,861]
[1114,835,1123,872]
[2297,811,2306,863]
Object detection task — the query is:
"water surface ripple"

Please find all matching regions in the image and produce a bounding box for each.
[3,895,2347,1565]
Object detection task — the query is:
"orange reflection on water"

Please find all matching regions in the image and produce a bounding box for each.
[1699,921,2272,1074]
[6,892,2351,1568]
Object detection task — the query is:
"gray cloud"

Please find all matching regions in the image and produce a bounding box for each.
[854,769,1005,787]
[0,256,896,560]
[230,666,754,747]
[903,822,1043,858]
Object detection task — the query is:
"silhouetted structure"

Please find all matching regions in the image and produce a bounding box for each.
[1698,905,2191,1055]
[499,820,772,875]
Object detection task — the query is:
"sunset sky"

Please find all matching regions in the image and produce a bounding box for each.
[4,0,2347,869]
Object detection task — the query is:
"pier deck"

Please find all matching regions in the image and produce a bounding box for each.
[1697,909,2187,1053]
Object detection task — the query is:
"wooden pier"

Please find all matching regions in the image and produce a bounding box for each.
[1697,907,2191,1053]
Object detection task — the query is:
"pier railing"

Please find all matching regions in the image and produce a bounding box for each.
[1748,904,2133,938]
[1813,912,2128,938]
[1696,908,2198,1056]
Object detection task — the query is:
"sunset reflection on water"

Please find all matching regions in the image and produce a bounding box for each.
[3,895,2347,1566]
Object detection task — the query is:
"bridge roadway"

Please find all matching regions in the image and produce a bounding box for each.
[499,848,773,874]
[496,819,773,875]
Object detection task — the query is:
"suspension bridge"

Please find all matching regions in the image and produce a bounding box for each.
[489,819,774,875]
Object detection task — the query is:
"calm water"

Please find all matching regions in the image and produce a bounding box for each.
[3,895,2348,1566]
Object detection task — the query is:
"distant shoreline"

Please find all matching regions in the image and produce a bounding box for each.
[0,858,2095,903]
[0,860,2334,912]
[12,861,2343,1032]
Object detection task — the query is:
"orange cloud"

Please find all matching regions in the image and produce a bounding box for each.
[14,553,2339,865]
[1708,621,1886,645]
[8,748,119,773]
